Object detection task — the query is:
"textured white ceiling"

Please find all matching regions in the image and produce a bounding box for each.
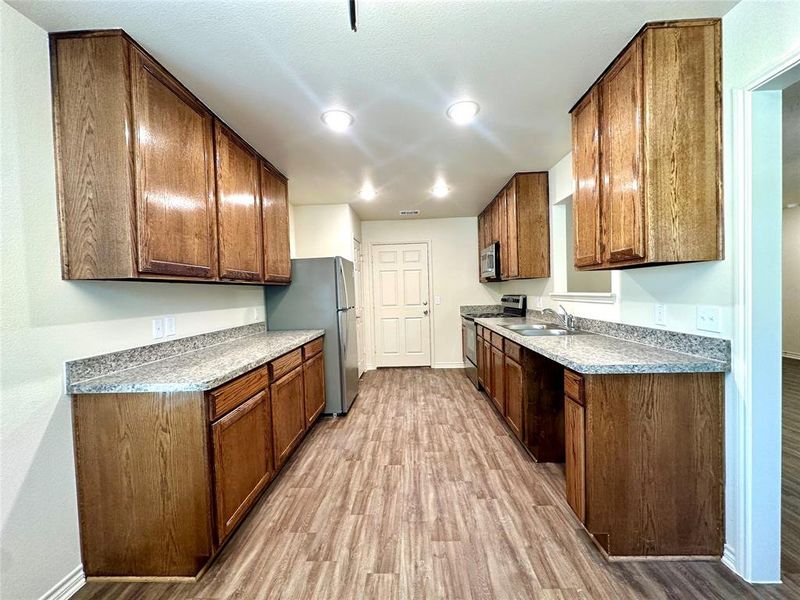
[11,0,736,220]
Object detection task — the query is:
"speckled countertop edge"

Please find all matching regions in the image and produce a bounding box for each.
[474,317,728,375]
[68,329,325,394]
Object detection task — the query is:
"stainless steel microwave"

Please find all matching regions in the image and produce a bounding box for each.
[480,241,500,279]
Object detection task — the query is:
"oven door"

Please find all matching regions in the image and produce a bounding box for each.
[462,317,478,387]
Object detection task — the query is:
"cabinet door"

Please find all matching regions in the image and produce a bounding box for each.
[505,183,519,278]
[303,352,326,427]
[130,50,217,278]
[600,39,646,264]
[260,163,291,283]
[271,366,305,468]
[565,396,586,522]
[211,390,273,542]
[491,196,502,244]
[572,88,603,268]
[490,345,505,415]
[504,356,523,440]
[477,332,484,386]
[482,339,492,397]
[215,122,263,281]
[499,189,509,279]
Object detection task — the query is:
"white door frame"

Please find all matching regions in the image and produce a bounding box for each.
[368,240,434,368]
[728,47,800,583]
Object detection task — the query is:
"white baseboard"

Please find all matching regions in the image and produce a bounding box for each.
[721,544,736,573]
[783,351,800,361]
[40,565,84,600]
[433,362,466,369]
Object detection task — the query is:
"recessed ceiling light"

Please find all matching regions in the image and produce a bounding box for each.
[786,203,799,209]
[446,100,480,125]
[359,182,376,201]
[321,109,354,132]
[431,179,450,198]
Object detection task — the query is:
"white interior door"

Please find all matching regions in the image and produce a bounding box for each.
[353,238,366,376]
[371,243,431,367]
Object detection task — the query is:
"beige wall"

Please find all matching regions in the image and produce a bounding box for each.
[784,207,800,357]
[0,5,265,598]
[291,204,361,261]
[362,218,495,368]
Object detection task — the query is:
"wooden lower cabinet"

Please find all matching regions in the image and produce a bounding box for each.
[303,352,326,426]
[271,365,307,469]
[564,395,586,523]
[504,355,524,440]
[211,391,273,541]
[563,369,723,558]
[490,345,505,415]
[476,328,564,463]
[71,336,325,579]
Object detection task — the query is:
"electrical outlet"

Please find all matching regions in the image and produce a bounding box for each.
[536,297,543,310]
[696,305,721,333]
[654,304,666,326]
[152,317,164,340]
[434,295,441,305]
[164,315,176,336]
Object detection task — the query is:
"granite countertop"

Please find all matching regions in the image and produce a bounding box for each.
[474,317,728,375]
[68,329,325,394]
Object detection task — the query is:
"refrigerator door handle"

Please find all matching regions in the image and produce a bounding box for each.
[339,309,348,357]
[338,259,350,309]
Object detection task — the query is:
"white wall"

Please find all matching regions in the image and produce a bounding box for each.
[784,207,800,358]
[291,204,361,261]
[0,5,265,598]
[361,218,495,368]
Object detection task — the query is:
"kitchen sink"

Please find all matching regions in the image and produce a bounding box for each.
[502,323,548,330]
[500,325,588,336]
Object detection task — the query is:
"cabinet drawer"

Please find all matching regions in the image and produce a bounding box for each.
[504,339,522,363]
[209,366,268,420]
[476,325,483,339]
[269,349,303,382]
[302,337,324,360]
[490,331,504,350]
[564,370,584,405]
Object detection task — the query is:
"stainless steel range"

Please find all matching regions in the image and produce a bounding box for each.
[461,295,527,387]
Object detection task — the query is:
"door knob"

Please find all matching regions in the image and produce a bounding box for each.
[423,301,428,306]
[423,310,429,316]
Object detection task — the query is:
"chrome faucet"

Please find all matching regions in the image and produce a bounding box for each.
[542,305,576,330]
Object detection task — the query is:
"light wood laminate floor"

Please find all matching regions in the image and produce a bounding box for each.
[75,368,797,599]
[783,357,800,588]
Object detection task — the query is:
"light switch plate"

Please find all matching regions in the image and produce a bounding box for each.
[152,318,164,340]
[434,295,441,305]
[164,315,176,336]
[654,304,666,326]
[696,305,721,333]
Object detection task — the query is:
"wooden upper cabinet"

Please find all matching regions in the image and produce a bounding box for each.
[499,189,509,279]
[476,172,550,282]
[260,163,292,284]
[571,89,602,268]
[505,183,519,279]
[130,49,218,278]
[599,39,645,264]
[570,19,722,270]
[214,122,263,282]
[50,30,290,283]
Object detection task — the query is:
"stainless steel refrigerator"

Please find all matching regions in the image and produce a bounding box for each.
[265,257,359,415]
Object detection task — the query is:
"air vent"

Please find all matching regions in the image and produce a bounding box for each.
[399,209,420,216]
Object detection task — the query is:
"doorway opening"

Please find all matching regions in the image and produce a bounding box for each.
[781,77,800,584]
